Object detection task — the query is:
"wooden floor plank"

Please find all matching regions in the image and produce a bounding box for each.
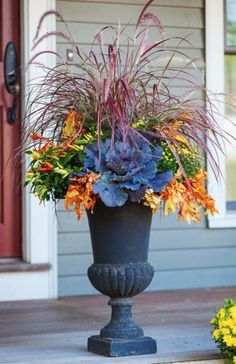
[0,287,235,364]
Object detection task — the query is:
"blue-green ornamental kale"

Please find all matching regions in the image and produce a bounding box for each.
[83,136,173,207]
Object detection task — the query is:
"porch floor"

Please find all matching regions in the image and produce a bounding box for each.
[0,287,235,364]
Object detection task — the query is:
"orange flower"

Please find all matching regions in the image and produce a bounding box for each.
[38,162,54,172]
[30,132,47,141]
[36,141,55,154]
[65,173,99,219]
[159,169,218,223]
[178,202,202,224]
[188,170,218,216]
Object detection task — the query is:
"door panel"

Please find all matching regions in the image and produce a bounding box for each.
[0,0,21,257]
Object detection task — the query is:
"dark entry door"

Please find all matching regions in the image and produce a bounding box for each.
[0,0,21,257]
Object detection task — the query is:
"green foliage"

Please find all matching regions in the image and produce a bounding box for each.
[158,141,202,177]
[25,143,84,201]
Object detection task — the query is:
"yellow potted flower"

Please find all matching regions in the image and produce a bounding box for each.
[211,299,236,364]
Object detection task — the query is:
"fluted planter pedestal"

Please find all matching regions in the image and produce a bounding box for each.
[87,200,157,357]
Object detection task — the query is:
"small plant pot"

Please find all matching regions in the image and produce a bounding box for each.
[87,200,157,357]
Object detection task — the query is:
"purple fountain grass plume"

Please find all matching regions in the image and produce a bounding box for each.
[135,0,155,31]
[138,12,165,39]
[33,10,64,43]
[25,51,65,70]
[31,31,71,52]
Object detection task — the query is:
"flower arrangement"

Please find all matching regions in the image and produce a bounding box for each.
[24,0,225,222]
[211,299,236,364]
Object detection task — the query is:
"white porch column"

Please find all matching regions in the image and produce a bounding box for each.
[0,0,58,301]
[21,0,58,298]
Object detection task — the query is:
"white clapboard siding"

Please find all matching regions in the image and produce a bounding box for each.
[56,0,236,297]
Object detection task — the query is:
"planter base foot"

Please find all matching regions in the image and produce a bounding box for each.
[87,335,157,357]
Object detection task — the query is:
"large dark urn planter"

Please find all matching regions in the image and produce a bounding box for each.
[87,200,157,357]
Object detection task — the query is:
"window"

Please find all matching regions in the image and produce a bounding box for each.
[205,0,236,227]
[225,0,236,211]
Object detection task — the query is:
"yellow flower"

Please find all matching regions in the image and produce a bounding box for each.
[229,306,236,320]
[132,119,146,128]
[68,144,83,151]
[143,189,161,213]
[217,308,225,320]
[212,329,220,340]
[54,167,69,177]
[233,356,236,364]
[25,172,34,181]
[223,335,236,347]
[220,327,231,336]
[211,318,216,325]
[181,147,191,155]
[232,326,236,335]
[219,318,234,329]
[31,150,41,160]
[37,186,48,200]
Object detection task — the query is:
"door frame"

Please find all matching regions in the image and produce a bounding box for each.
[0,0,22,257]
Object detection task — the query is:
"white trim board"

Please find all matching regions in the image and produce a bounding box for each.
[0,271,52,301]
[205,0,236,228]
[0,0,58,301]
